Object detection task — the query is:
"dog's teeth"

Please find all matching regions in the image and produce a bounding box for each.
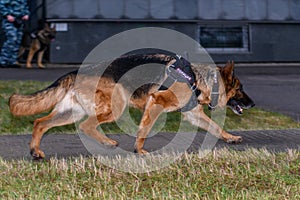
[237,105,243,114]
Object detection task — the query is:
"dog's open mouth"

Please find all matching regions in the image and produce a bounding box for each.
[227,99,243,115]
[228,104,243,115]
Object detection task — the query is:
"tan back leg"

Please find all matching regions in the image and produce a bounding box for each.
[30,110,85,159]
[18,46,25,59]
[78,82,127,146]
[79,116,118,146]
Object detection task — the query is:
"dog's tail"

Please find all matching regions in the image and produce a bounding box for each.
[9,71,77,116]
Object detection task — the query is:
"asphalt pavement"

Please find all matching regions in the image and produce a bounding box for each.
[0,63,299,159]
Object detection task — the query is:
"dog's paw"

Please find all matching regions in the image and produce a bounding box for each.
[224,136,243,144]
[134,148,149,155]
[103,138,118,147]
[30,148,45,160]
[38,64,46,69]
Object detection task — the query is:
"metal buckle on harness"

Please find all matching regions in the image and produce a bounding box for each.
[167,64,175,73]
[213,70,218,83]
[176,54,182,60]
[208,103,217,110]
[191,84,197,92]
[166,64,178,82]
[208,92,219,110]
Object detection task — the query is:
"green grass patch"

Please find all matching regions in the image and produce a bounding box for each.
[0,149,299,199]
[0,80,299,135]
[224,107,300,131]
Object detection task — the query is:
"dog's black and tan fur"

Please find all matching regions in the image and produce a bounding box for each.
[9,53,254,159]
[18,23,56,68]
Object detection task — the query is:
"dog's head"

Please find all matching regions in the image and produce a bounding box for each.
[41,23,56,41]
[219,61,255,115]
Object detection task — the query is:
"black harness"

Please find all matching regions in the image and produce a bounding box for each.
[158,55,220,112]
[158,55,202,112]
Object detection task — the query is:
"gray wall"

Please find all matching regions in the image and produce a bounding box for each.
[49,22,195,63]
[46,0,300,21]
[46,0,300,63]
[49,21,300,63]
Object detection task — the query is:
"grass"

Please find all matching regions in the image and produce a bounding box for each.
[0,148,299,199]
[0,80,299,135]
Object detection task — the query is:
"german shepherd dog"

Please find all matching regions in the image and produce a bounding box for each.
[9,53,255,159]
[18,23,56,68]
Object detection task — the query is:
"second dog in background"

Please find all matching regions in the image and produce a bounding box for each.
[18,23,56,68]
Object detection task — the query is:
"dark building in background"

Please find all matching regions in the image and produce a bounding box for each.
[3,0,300,64]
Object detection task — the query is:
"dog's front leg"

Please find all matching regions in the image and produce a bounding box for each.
[26,40,39,68]
[135,83,192,154]
[135,95,164,155]
[18,46,25,60]
[135,86,185,155]
[37,50,46,68]
[183,106,242,144]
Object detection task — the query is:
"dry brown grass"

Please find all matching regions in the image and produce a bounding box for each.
[1,148,299,199]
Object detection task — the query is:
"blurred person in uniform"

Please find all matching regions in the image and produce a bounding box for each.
[0,0,30,68]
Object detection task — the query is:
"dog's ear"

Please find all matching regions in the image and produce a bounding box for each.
[44,23,50,29]
[230,60,235,77]
[220,60,235,84]
[216,65,222,71]
[224,60,234,76]
[51,23,56,30]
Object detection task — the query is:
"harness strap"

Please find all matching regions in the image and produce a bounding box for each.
[180,87,201,112]
[208,70,219,110]
[158,75,176,90]
[158,55,201,112]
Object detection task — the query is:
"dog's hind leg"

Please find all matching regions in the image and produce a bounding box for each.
[30,109,85,159]
[17,46,25,60]
[78,83,127,147]
[79,116,118,146]
[16,46,26,66]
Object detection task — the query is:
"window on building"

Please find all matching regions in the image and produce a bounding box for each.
[198,25,249,53]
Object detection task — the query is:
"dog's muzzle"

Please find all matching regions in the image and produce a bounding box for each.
[227,99,244,115]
